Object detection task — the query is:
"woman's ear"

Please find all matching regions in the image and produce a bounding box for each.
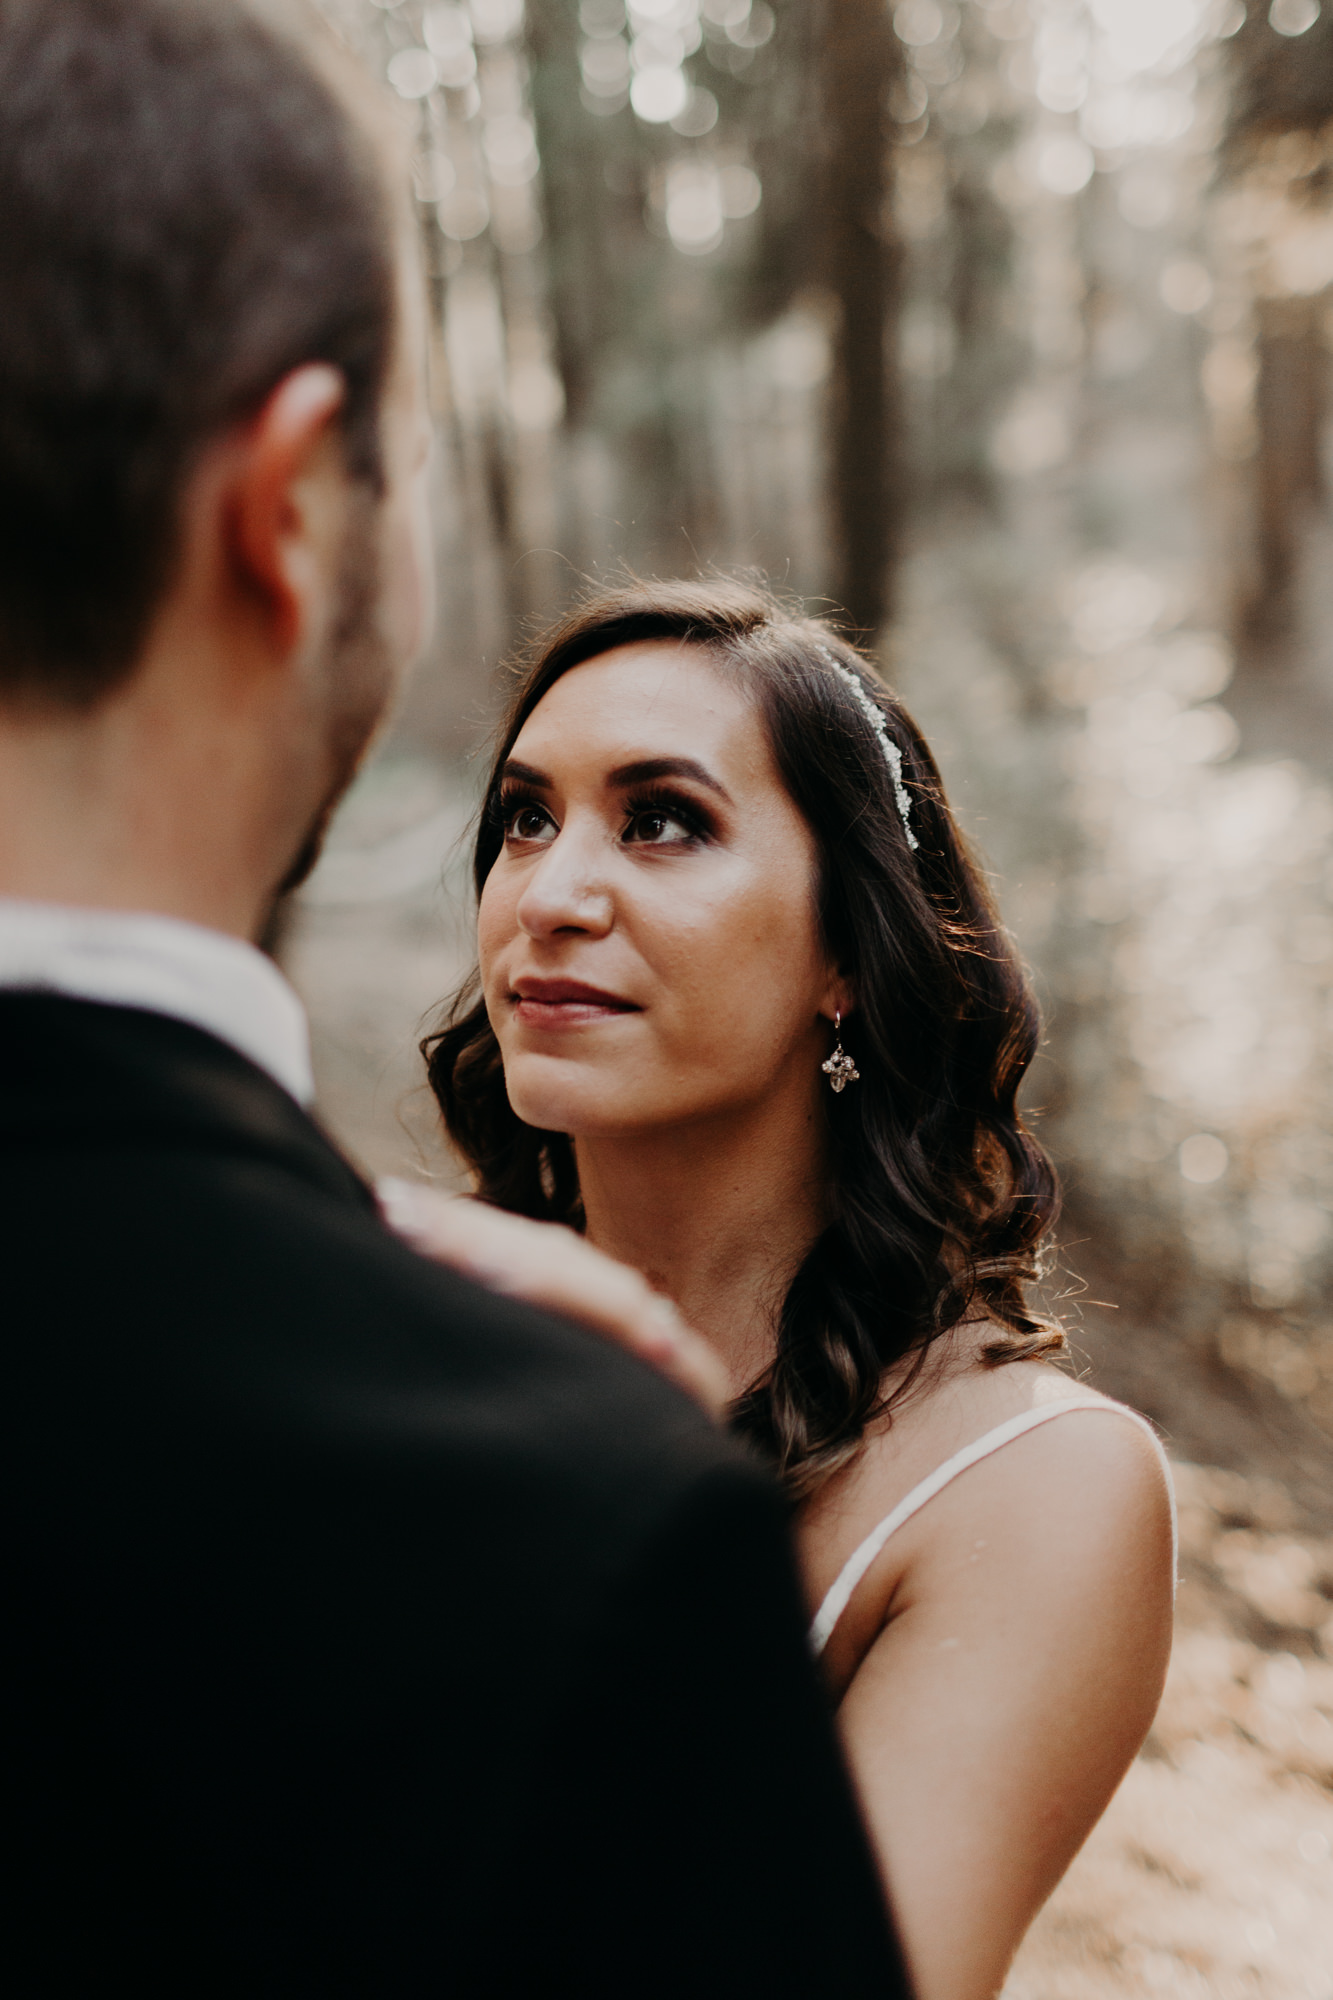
[819,973,855,1023]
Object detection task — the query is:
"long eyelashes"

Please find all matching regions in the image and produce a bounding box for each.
[621,787,713,845]
[489,786,555,842]
[493,784,713,848]
[492,786,554,841]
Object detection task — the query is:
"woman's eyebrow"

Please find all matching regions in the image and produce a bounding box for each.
[499,758,552,789]
[608,756,732,802]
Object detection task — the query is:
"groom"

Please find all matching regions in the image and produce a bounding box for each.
[0,2,908,1993]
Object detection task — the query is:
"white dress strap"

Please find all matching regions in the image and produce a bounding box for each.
[809,1392,1174,1658]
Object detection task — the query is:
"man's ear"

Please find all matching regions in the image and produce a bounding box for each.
[227,363,348,654]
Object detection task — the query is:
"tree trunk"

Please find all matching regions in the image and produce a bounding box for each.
[821,0,903,640]
[524,0,608,428]
[1247,292,1327,637]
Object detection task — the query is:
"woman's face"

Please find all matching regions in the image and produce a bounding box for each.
[477,642,843,1140]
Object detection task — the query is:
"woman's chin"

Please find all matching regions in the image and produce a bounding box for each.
[504,1054,635,1139]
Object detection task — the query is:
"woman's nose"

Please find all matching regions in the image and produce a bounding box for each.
[515,827,614,940]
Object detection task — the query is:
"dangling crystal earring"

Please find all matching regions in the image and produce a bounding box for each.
[821,1010,860,1094]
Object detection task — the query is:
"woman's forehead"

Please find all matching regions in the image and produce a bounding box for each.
[514,642,772,777]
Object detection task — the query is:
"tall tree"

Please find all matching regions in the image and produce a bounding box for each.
[1225,4,1333,641]
[820,0,903,639]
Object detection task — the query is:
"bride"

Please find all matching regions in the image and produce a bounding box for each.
[388,578,1175,2000]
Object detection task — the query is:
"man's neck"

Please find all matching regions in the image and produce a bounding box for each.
[0,651,302,941]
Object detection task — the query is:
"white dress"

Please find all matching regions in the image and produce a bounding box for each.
[809,1390,1177,1658]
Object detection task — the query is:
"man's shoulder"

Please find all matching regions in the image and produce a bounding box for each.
[9,1127,757,1557]
[210,1145,739,1478]
[0,990,762,1563]
[0,989,365,1201]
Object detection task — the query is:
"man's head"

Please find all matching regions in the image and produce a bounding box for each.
[0,0,432,929]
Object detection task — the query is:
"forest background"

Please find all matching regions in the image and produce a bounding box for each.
[293,2,1333,1990]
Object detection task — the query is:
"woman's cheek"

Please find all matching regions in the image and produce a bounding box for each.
[476,878,510,987]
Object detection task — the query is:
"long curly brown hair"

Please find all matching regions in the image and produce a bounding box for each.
[424,579,1064,1497]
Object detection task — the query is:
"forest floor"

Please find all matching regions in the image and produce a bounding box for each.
[286,752,1333,2000]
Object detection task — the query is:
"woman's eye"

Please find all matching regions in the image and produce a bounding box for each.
[624,806,699,847]
[504,802,556,844]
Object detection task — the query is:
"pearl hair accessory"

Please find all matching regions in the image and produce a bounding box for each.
[816,645,919,851]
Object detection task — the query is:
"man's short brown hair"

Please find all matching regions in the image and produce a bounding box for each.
[0,0,396,707]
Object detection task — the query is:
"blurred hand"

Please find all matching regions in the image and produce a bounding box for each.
[377,1178,729,1420]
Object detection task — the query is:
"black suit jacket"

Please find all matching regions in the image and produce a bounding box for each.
[0,994,909,1996]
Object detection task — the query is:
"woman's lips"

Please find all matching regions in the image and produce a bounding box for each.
[510,979,640,1029]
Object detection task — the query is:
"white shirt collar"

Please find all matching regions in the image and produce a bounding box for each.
[0,898,314,1105]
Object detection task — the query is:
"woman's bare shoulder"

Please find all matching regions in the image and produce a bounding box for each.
[808,1339,1170,1603]
[848,1337,1159,1493]
[912,1346,1170,1528]
[862,1355,1175,1677]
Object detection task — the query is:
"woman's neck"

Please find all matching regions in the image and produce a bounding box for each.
[576,1088,830,1396]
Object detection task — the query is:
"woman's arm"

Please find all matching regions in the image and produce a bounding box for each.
[837,1408,1174,2000]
